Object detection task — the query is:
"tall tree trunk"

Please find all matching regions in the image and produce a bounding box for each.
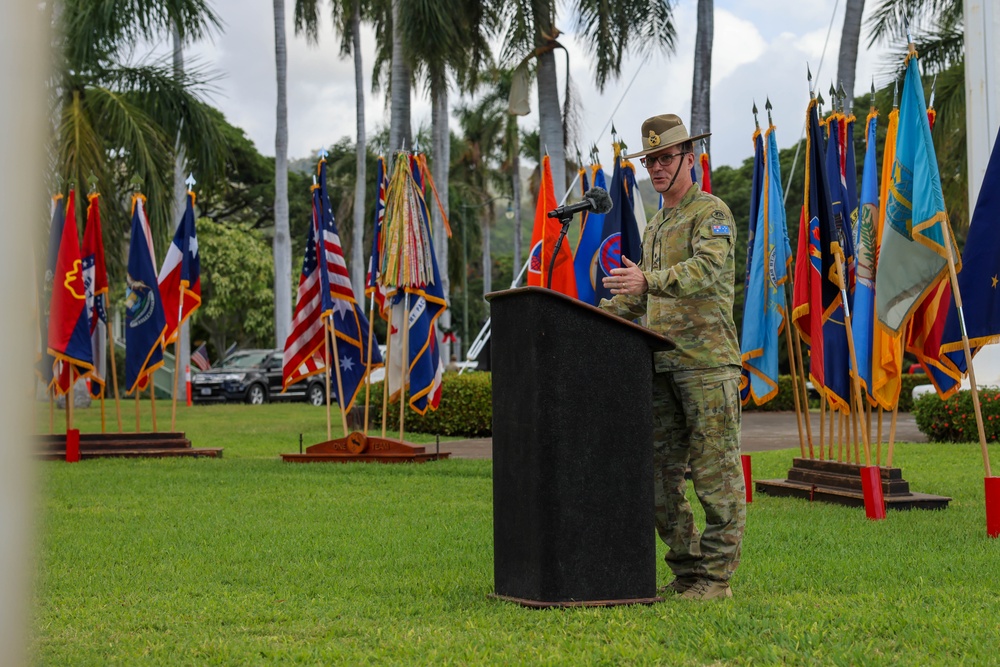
[481,206,492,296]
[536,49,566,198]
[171,24,191,393]
[272,0,292,348]
[511,140,522,277]
[691,0,713,160]
[431,82,452,360]
[388,0,412,159]
[350,2,366,299]
[837,0,866,104]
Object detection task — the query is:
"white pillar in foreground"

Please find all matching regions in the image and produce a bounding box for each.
[964,0,1000,208]
[0,2,47,665]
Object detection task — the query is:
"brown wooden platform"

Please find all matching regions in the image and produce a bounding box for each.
[36,432,222,460]
[282,431,450,464]
[756,457,951,510]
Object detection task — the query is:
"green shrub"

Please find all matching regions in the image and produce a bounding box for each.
[912,387,1000,442]
[369,371,493,437]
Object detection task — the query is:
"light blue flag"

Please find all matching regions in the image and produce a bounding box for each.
[876,53,959,334]
[741,126,792,405]
[852,112,880,399]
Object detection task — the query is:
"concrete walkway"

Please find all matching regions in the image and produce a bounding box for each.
[441,411,926,459]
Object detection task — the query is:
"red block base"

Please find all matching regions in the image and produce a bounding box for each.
[986,477,1000,538]
[861,466,886,520]
[741,454,752,503]
[65,428,80,463]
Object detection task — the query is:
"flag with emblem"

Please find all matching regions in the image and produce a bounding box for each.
[82,192,109,397]
[740,126,792,405]
[527,155,576,296]
[875,51,960,335]
[47,188,94,394]
[158,189,201,346]
[384,155,446,414]
[871,107,905,409]
[594,144,642,303]
[573,164,608,305]
[851,110,879,400]
[314,157,382,412]
[935,127,1000,384]
[124,194,167,394]
[740,128,766,404]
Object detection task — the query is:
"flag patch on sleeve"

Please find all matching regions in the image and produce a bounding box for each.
[711,224,731,236]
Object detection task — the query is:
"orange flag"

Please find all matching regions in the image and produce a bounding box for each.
[527,155,577,297]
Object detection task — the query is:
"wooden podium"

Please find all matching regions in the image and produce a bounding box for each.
[486,287,673,607]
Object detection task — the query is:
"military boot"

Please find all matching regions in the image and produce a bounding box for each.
[657,576,698,595]
[679,579,732,600]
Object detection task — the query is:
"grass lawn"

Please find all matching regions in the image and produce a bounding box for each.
[32,402,1000,665]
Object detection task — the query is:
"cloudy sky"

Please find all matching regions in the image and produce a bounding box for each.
[163,0,901,175]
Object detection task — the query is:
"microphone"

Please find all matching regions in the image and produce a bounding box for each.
[546,186,613,219]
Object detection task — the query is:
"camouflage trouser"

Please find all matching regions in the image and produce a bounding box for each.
[652,365,745,582]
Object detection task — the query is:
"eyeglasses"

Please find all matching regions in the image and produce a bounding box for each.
[640,152,688,169]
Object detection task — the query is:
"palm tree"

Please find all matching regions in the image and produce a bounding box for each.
[691,0,713,159]
[52,0,226,276]
[294,0,372,297]
[837,0,866,102]
[499,1,677,196]
[273,0,292,347]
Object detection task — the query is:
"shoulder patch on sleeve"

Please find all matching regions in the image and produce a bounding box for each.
[711,210,727,220]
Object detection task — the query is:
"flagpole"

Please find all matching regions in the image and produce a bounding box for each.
[66,367,74,432]
[171,286,185,432]
[819,397,826,460]
[399,292,411,443]
[832,253,874,467]
[135,385,140,432]
[323,318,332,441]
[100,386,106,434]
[101,294,123,433]
[49,388,54,434]
[887,403,899,466]
[877,406,884,466]
[327,314,349,437]
[363,293,377,434]
[380,307,393,438]
[149,379,157,432]
[941,222,993,477]
[782,314,807,458]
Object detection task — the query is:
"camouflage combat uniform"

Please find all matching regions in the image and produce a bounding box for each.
[600,182,746,583]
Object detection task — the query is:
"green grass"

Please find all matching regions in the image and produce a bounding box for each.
[33,403,1000,665]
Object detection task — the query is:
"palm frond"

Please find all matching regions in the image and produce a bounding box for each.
[865,0,961,49]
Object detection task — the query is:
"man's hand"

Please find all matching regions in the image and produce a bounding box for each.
[602,256,647,296]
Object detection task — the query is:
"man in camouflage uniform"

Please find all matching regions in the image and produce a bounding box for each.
[600,114,746,601]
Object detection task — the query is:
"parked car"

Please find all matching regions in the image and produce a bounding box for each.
[191,349,328,406]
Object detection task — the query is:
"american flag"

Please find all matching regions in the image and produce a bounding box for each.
[191,342,211,371]
[282,185,328,390]
[366,155,392,320]
[283,157,382,411]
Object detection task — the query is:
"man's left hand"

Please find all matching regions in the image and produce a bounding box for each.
[602,256,647,296]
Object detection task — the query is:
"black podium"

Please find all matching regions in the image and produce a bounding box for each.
[486,287,674,607]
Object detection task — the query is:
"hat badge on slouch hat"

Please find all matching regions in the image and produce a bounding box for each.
[624,114,711,160]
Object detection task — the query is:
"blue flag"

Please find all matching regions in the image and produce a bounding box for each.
[124,196,167,394]
[594,149,642,303]
[316,158,383,412]
[852,112,880,400]
[740,126,792,405]
[387,156,446,415]
[740,130,766,405]
[573,165,608,305]
[937,126,1000,380]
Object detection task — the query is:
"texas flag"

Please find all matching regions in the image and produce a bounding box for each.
[158,190,201,345]
[47,188,94,394]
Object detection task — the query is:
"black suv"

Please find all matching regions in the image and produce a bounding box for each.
[191,349,329,406]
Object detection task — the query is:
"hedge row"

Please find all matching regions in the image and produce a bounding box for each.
[742,374,927,413]
[370,371,930,438]
[913,387,1000,442]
